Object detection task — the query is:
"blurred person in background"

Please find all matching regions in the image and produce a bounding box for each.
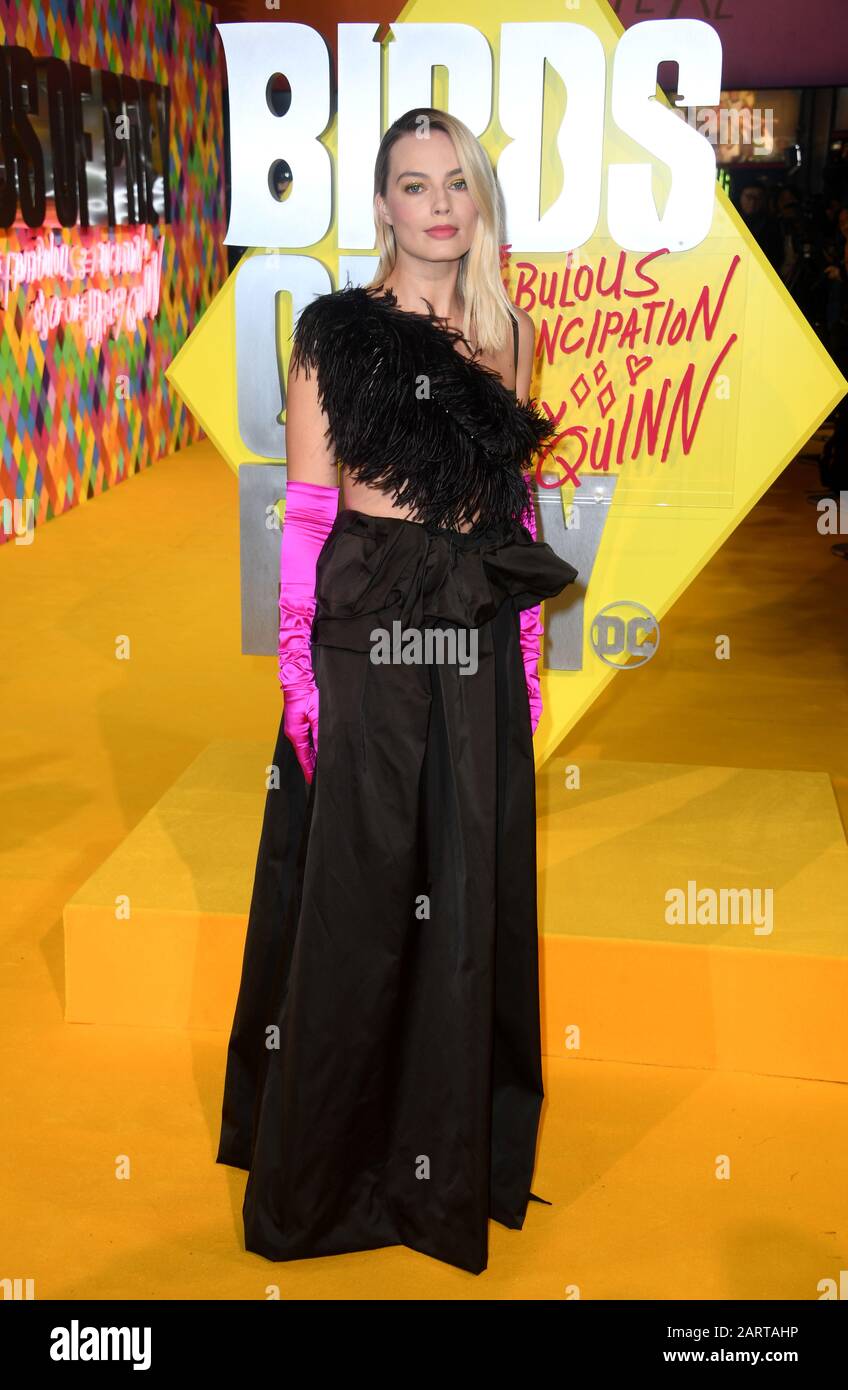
[736,179,783,271]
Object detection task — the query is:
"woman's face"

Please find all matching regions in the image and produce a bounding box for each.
[375,128,479,265]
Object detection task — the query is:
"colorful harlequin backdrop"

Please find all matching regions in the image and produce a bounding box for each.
[0,0,228,540]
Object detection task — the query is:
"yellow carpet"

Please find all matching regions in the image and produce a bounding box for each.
[2,436,847,1297]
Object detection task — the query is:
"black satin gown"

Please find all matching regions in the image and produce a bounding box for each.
[216,506,578,1274]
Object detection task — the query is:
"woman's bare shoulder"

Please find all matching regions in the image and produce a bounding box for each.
[511,303,536,345]
[510,305,540,400]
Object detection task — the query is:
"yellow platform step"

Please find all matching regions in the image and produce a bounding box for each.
[537,757,848,1083]
[64,746,848,1082]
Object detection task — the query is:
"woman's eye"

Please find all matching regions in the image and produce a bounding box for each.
[402,179,467,193]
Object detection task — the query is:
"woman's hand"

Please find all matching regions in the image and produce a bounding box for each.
[283,682,319,784]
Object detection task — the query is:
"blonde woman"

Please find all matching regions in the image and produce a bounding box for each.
[217,107,577,1275]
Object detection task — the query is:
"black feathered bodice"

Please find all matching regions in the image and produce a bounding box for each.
[288,284,557,535]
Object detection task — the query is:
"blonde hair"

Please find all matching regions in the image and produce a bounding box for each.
[366,107,517,357]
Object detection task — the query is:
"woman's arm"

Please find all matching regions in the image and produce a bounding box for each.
[511,305,547,735]
[513,305,537,404]
[285,352,340,486]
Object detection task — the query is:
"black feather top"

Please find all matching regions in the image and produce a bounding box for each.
[288,284,557,535]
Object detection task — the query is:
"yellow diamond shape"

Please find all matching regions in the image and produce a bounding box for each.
[167,5,847,771]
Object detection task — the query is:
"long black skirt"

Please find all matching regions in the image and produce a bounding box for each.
[216,507,578,1274]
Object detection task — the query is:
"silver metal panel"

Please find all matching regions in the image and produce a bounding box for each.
[239,463,286,657]
[234,255,332,461]
[535,473,618,671]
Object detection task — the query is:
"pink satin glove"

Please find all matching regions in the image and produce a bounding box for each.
[278,478,340,783]
[518,474,544,735]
